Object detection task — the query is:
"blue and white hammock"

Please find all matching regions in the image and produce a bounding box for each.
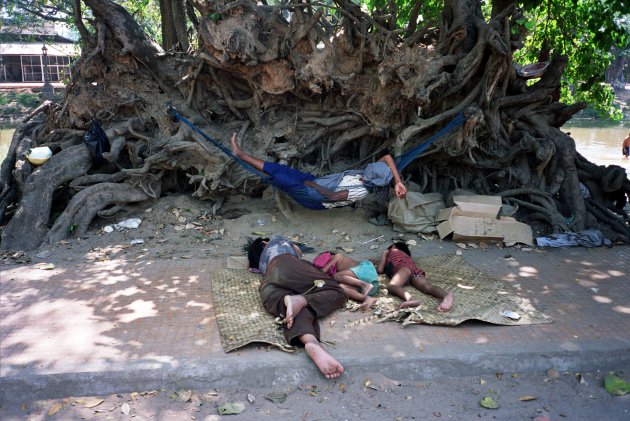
[168,105,467,209]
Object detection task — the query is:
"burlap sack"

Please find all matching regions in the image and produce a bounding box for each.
[388,192,445,233]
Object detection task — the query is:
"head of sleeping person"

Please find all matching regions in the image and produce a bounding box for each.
[362,162,393,187]
[389,241,411,256]
[246,237,269,269]
[384,242,411,278]
[312,251,335,270]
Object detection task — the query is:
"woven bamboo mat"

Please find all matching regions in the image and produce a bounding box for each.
[352,254,553,327]
[211,269,294,353]
[211,254,551,353]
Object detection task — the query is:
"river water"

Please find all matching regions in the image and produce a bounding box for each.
[0,127,13,160]
[1,121,629,172]
[562,121,630,172]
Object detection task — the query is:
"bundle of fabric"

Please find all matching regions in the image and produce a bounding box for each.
[535,229,612,248]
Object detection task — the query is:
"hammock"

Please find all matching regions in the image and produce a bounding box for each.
[167,105,467,209]
[395,112,468,171]
[168,106,327,209]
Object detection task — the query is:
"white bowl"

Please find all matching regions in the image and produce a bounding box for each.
[26,147,53,165]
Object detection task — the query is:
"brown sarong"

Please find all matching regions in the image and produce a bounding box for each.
[260,254,346,344]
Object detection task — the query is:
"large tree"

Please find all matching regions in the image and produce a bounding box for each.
[1,0,629,251]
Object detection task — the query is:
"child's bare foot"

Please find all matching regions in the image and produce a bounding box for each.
[359,295,377,311]
[305,342,345,379]
[437,293,454,312]
[284,295,307,329]
[400,299,422,309]
[361,282,373,297]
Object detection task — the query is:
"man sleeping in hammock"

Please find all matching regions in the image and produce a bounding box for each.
[231,133,407,209]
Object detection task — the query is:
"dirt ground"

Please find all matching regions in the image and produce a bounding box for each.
[1,370,628,420]
[2,193,630,419]
[1,190,443,267]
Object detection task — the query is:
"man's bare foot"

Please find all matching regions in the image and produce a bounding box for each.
[361,282,373,297]
[437,292,454,312]
[400,299,422,309]
[305,342,344,379]
[284,295,307,329]
[230,133,242,156]
[359,295,377,311]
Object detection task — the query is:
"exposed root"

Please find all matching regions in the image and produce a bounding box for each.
[45,182,154,244]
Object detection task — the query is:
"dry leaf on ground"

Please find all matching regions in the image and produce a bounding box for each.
[83,397,105,408]
[48,402,63,416]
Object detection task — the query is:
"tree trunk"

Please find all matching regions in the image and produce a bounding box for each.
[171,0,190,51]
[1,145,92,251]
[1,0,628,251]
[160,0,177,51]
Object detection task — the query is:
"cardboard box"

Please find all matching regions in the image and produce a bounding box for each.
[437,215,504,242]
[453,195,502,218]
[498,219,533,246]
[437,215,533,245]
[435,194,532,245]
[436,206,457,222]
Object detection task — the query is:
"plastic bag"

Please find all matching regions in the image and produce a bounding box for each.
[83,119,110,164]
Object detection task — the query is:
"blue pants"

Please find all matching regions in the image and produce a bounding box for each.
[262,162,326,209]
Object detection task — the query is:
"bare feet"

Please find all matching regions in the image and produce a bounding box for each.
[284,295,307,329]
[305,342,345,379]
[361,282,373,297]
[437,292,454,312]
[359,295,377,311]
[230,133,242,156]
[400,299,422,309]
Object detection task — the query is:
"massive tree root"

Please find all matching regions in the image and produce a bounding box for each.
[1,0,628,251]
[1,145,92,251]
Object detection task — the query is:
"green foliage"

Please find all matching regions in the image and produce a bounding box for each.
[0,105,20,116]
[604,373,630,396]
[1,0,78,42]
[16,93,39,108]
[117,0,163,44]
[1,0,74,27]
[513,0,630,120]
[0,92,51,116]
[362,0,442,30]
[67,224,77,235]
[361,0,628,119]
[208,13,222,23]
[511,16,535,35]
[5,0,628,120]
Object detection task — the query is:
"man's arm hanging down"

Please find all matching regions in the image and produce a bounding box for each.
[379,154,407,199]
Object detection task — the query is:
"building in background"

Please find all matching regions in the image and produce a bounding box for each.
[0,24,79,89]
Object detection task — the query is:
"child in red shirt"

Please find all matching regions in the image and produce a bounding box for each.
[377,242,454,312]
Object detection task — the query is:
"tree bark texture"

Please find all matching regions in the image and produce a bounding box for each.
[1,0,628,251]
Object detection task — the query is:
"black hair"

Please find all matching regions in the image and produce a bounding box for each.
[246,237,269,269]
[390,241,411,256]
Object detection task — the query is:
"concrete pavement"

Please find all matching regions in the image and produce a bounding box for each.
[1,243,629,402]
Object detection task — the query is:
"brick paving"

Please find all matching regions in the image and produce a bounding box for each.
[1,244,629,400]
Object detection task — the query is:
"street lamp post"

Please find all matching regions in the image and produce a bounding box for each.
[41,44,54,99]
